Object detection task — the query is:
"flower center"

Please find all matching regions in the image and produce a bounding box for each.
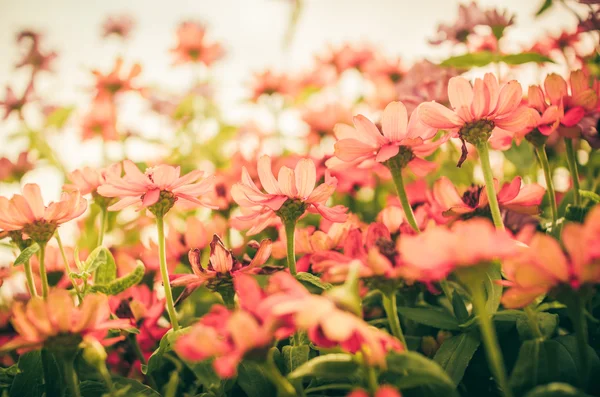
[115,297,134,319]
[148,190,177,217]
[375,237,398,262]
[524,128,548,148]
[461,185,483,208]
[22,220,58,245]
[275,199,307,224]
[385,146,415,171]
[458,119,495,147]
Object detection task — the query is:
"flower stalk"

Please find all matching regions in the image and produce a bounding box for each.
[387,154,420,233]
[476,142,504,231]
[381,291,407,348]
[37,243,49,299]
[23,257,38,298]
[535,145,558,231]
[284,218,298,275]
[564,138,581,206]
[97,206,108,247]
[156,216,180,331]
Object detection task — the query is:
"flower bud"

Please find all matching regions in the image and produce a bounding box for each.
[81,338,108,368]
[421,336,439,357]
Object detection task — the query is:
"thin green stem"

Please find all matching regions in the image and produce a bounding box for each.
[524,306,543,339]
[366,365,378,395]
[128,334,159,390]
[535,145,558,231]
[284,219,298,275]
[99,365,116,397]
[381,291,407,348]
[55,232,83,301]
[471,282,513,397]
[156,216,180,331]
[476,142,505,231]
[264,351,298,397]
[97,207,108,247]
[567,293,589,388]
[37,243,49,299]
[23,258,37,297]
[389,168,420,233]
[62,356,81,397]
[564,138,581,206]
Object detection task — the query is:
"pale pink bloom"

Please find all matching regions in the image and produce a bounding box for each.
[183,215,228,251]
[301,103,353,145]
[333,101,444,176]
[398,219,518,283]
[92,58,143,99]
[429,2,486,45]
[1,290,130,353]
[102,14,135,40]
[501,205,600,308]
[231,156,348,235]
[81,96,118,141]
[64,163,122,196]
[97,160,215,213]
[0,184,87,242]
[171,21,224,66]
[316,43,377,74]
[0,152,34,182]
[364,56,405,83]
[433,176,545,217]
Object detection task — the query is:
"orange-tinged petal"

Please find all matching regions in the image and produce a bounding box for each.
[257,155,281,195]
[381,101,408,141]
[544,74,568,105]
[277,166,298,197]
[294,158,316,198]
[448,77,474,110]
[494,80,522,116]
[352,114,386,146]
[419,102,462,129]
[23,184,45,220]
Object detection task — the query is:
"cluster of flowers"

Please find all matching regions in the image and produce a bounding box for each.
[1,2,600,397]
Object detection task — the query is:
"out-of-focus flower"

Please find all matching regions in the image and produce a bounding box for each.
[0,83,34,120]
[183,215,228,251]
[97,160,215,215]
[347,385,402,397]
[520,79,565,140]
[301,104,353,145]
[171,21,224,66]
[231,156,347,235]
[15,30,57,74]
[102,14,135,40]
[64,163,122,197]
[501,205,600,308]
[81,96,119,141]
[430,2,485,45]
[433,176,545,217]
[398,218,518,283]
[249,70,297,102]
[333,101,443,176]
[92,58,143,99]
[316,43,377,74]
[1,290,130,353]
[364,57,405,83]
[0,152,34,182]
[0,184,87,244]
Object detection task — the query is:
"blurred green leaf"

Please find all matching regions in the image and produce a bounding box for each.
[45,106,74,129]
[535,0,554,17]
[397,307,461,331]
[287,354,359,380]
[501,53,554,65]
[13,243,39,267]
[440,51,496,68]
[434,332,480,386]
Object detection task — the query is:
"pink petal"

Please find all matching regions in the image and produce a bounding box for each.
[381,101,408,141]
[257,155,281,195]
[493,80,523,116]
[141,188,161,207]
[334,139,376,162]
[277,166,298,197]
[418,102,462,129]
[294,159,316,198]
[352,114,386,146]
[562,107,585,127]
[448,77,474,110]
[375,144,400,163]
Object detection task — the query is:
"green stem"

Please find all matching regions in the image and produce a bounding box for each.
[156,216,180,331]
[284,219,298,275]
[55,232,83,301]
[23,259,37,297]
[99,365,116,397]
[381,291,407,348]
[535,145,558,231]
[37,243,49,299]
[389,168,420,233]
[471,282,513,397]
[366,365,378,395]
[62,356,81,397]
[564,138,581,206]
[97,207,108,247]
[128,334,159,390]
[524,306,543,339]
[264,350,298,397]
[567,293,589,388]
[476,142,505,231]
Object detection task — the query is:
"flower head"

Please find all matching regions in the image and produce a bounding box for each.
[231,156,348,235]
[64,163,122,197]
[102,14,135,40]
[15,31,57,74]
[171,21,224,66]
[81,96,118,141]
[97,160,215,216]
[92,58,143,99]
[0,84,34,120]
[0,152,34,183]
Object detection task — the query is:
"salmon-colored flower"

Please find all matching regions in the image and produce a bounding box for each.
[81,96,118,141]
[249,70,297,102]
[317,43,377,74]
[522,78,566,138]
[0,152,34,182]
[398,219,518,283]
[433,176,545,218]
[419,73,537,165]
[171,21,224,66]
[64,163,122,196]
[102,14,135,40]
[0,184,87,243]
[301,104,353,145]
[15,31,57,74]
[501,205,600,308]
[1,290,130,353]
[333,101,443,176]
[347,386,402,397]
[231,156,347,235]
[97,160,215,216]
[92,58,143,99]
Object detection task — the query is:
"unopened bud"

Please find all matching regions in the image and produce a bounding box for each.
[437,330,453,346]
[81,338,108,367]
[421,336,439,357]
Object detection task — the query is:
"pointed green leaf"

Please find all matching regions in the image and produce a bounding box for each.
[287,354,359,380]
[91,263,144,295]
[397,307,461,331]
[501,53,554,65]
[83,246,108,274]
[92,247,117,284]
[13,244,39,267]
[440,51,496,68]
[434,332,480,385]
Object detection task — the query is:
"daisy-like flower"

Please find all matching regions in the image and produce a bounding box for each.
[429,2,485,45]
[102,14,135,40]
[0,152,34,183]
[97,160,215,217]
[520,81,564,142]
[249,70,297,102]
[1,289,130,353]
[0,184,87,244]
[171,21,224,66]
[92,58,143,99]
[64,163,122,197]
[81,96,118,141]
[231,155,348,235]
[0,83,34,120]
[433,176,545,218]
[501,205,600,308]
[347,386,402,397]
[316,43,377,74]
[333,101,443,176]
[15,31,57,75]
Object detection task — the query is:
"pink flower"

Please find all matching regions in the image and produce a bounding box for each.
[347,386,402,397]
[316,43,377,74]
[64,163,122,196]
[433,176,545,217]
[249,70,298,102]
[333,101,443,176]
[92,58,143,99]
[419,73,537,165]
[1,290,130,353]
[0,152,34,183]
[97,160,215,215]
[231,156,348,235]
[522,80,564,138]
[0,184,87,243]
[501,205,600,308]
[102,14,135,40]
[398,219,518,283]
[0,84,33,120]
[15,31,57,74]
[81,96,118,141]
[171,21,224,66]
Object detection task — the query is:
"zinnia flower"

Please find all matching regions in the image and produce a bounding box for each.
[102,14,135,40]
[92,58,143,99]
[64,163,122,196]
[0,184,87,244]
[81,96,119,141]
[171,21,224,66]
[97,160,215,216]
[347,386,402,397]
[333,101,443,176]
[231,156,348,235]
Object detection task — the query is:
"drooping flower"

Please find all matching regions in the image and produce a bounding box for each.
[333,101,444,176]
[1,290,130,353]
[97,160,215,216]
[231,156,348,235]
[432,176,545,218]
[419,73,537,165]
[501,205,600,308]
[171,21,224,66]
[64,163,122,196]
[0,184,87,244]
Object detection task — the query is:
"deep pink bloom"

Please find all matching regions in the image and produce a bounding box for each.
[347,386,402,397]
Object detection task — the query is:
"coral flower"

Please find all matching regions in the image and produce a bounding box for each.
[501,205,600,308]
[0,184,87,243]
[15,31,57,74]
[92,58,143,99]
[81,96,119,141]
[0,152,34,182]
[433,176,545,217]
[1,290,130,353]
[398,218,518,283]
[333,101,443,176]
[97,160,215,215]
[419,73,537,164]
[102,14,135,40]
[522,81,564,138]
[249,70,297,102]
[64,163,122,196]
[171,21,224,66]
[231,156,348,235]
[347,386,402,397]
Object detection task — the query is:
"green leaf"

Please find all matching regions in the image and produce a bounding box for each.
[501,53,554,65]
[504,141,536,171]
[237,361,276,397]
[77,377,161,397]
[90,263,144,295]
[516,312,558,340]
[382,352,459,396]
[93,247,117,284]
[45,106,74,129]
[524,383,592,397]
[13,243,39,266]
[484,264,502,313]
[535,0,554,17]
[579,190,600,204]
[565,204,589,224]
[440,51,496,68]
[9,351,45,397]
[83,246,108,274]
[295,272,332,293]
[451,292,470,323]
[554,335,600,392]
[433,332,481,386]
[282,345,310,375]
[287,354,359,380]
[184,361,221,392]
[0,364,20,389]
[397,307,461,331]
[144,327,189,375]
